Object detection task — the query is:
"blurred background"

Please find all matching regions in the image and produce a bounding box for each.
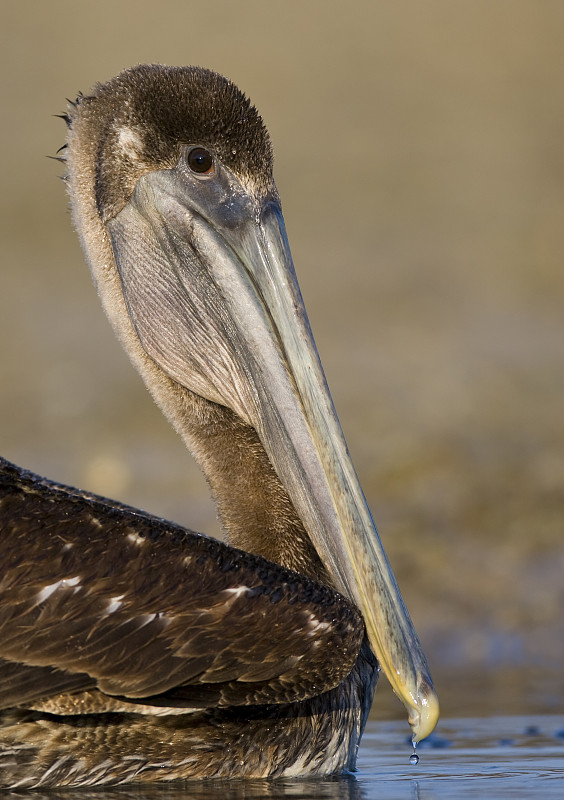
[1,1,562,720]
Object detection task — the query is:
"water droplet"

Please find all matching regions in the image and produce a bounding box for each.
[409,753,419,766]
[231,148,237,155]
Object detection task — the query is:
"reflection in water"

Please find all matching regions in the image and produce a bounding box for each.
[1,775,363,800]
[2,716,563,800]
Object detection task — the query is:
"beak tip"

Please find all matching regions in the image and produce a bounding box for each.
[409,678,440,743]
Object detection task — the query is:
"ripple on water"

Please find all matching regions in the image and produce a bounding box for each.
[358,714,564,799]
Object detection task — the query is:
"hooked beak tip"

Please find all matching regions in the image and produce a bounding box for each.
[409,679,440,743]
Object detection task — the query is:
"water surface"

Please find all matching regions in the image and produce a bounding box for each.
[358,715,564,799]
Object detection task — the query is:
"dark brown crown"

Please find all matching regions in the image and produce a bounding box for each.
[67,64,273,221]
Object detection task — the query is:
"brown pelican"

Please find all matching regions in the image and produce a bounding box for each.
[0,65,438,788]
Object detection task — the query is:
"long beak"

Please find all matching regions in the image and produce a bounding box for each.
[106,158,439,741]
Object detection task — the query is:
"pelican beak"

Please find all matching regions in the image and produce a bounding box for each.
[106,152,439,741]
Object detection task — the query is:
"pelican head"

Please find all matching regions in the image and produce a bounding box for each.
[65,64,438,741]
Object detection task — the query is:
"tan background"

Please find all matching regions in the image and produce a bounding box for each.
[1,1,563,718]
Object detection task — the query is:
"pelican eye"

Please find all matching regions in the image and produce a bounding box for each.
[187,147,214,175]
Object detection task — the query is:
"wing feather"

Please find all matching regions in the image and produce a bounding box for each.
[0,458,364,710]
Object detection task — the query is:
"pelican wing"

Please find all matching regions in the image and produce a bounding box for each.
[0,458,364,711]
